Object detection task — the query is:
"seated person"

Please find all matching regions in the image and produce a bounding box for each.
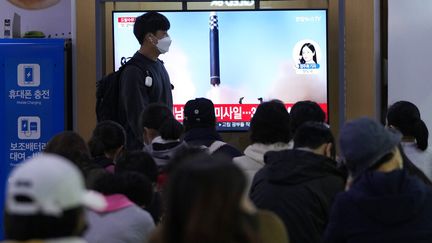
[44,131,103,187]
[141,103,188,170]
[234,100,292,191]
[289,100,326,148]
[88,120,126,173]
[115,151,162,224]
[183,97,242,158]
[323,117,432,243]
[250,122,346,243]
[4,153,106,242]
[149,153,289,243]
[85,171,155,243]
[387,100,432,180]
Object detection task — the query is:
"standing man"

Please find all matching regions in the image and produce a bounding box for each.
[119,12,173,151]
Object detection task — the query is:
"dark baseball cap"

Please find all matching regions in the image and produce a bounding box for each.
[183,98,216,129]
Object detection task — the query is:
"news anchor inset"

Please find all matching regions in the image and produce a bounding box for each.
[293,40,321,74]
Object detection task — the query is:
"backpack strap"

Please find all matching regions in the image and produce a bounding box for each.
[126,57,153,87]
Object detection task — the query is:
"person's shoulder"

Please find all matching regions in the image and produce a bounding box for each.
[250,166,269,191]
[233,155,249,166]
[122,205,155,227]
[216,143,243,158]
[120,63,146,82]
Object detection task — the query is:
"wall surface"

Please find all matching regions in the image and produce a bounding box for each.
[388,0,432,145]
[0,0,71,38]
[344,0,381,120]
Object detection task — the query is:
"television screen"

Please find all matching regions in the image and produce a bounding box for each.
[113,10,327,131]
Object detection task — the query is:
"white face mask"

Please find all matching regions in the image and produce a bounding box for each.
[156,36,172,54]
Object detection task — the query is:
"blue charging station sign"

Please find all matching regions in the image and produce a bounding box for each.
[0,39,66,238]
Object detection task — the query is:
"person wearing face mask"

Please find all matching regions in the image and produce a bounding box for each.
[118,11,173,151]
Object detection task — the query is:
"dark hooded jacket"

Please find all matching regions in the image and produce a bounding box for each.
[322,169,432,243]
[250,149,346,243]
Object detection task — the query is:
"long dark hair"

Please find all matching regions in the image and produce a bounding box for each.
[44,131,93,175]
[299,43,317,64]
[387,101,429,150]
[250,100,291,144]
[163,154,259,243]
[140,103,183,140]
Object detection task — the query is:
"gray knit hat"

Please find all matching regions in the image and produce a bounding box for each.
[339,117,402,178]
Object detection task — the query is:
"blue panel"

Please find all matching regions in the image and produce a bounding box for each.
[0,39,66,239]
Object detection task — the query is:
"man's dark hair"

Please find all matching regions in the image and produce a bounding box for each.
[140,103,184,141]
[4,207,84,240]
[134,11,170,45]
[290,100,325,135]
[88,120,126,157]
[250,100,291,144]
[115,151,158,183]
[293,122,335,158]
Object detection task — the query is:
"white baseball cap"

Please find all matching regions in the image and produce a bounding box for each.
[6,153,106,217]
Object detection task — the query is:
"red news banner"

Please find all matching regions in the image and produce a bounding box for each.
[174,103,328,123]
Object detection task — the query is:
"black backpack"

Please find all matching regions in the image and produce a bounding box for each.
[96,58,146,122]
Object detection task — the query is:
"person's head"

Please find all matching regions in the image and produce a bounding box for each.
[183,97,216,131]
[250,100,291,144]
[163,154,256,243]
[134,11,171,54]
[44,131,92,173]
[88,120,126,159]
[290,100,325,135]
[115,151,158,184]
[299,43,317,64]
[140,103,184,144]
[4,153,105,240]
[294,122,335,159]
[339,117,403,180]
[92,171,153,208]
[387,101,429,151]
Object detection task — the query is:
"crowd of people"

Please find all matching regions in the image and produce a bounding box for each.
[4,11,432,243]
[4,98,432,243]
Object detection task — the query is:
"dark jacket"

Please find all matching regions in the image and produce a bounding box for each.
[183,127,243,158]
[250,149,346,243]
[322,169,432,243]
[119,52,173,151]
